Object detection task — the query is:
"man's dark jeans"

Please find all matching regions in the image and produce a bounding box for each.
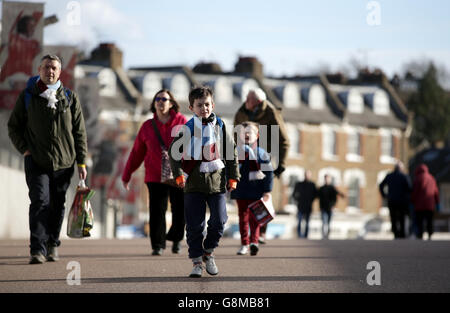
[24,155,74,255]
[388,200,408,239]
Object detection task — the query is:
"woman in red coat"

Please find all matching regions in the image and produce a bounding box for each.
[122,89,188,255]
[411,164,440,240]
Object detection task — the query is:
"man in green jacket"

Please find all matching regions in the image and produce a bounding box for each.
[8,54,88,264]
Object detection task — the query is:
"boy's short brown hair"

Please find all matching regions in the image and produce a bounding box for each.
[188,86,214,106]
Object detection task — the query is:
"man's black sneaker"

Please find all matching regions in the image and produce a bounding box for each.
[29,253,46,264]
[172,241,181,254]
[46,246,60,262]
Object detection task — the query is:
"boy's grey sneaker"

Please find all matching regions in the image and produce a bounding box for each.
[46,246,59,262]
[203,254,219,275]
[250,243,259,256]
[189,263,203,278]
[29,252,46,264]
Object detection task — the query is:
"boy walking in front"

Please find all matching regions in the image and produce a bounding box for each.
[169,86,240,277]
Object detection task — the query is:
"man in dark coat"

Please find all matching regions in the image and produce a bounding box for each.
[8,55,88,264]
[317,174,345,239]
[379,162,412,239]
[292,170,317,238]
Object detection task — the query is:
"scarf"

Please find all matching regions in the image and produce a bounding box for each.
[37,78,61,110]
[182,113,225,174]
[237,143,266,181]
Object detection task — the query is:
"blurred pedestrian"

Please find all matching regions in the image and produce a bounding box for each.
[292,170,317,239]
[233,88,290,244]
[379,162,412,239]
[411,164,440,240]
[8,54,88,264]
[122,89,187,255]
[231,121,273,256]
[169,86,240,278]
[317,174,345,239]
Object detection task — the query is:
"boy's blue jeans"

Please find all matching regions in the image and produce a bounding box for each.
[184,192,228,259]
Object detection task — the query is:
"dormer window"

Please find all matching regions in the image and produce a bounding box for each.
[301,84,325,110]
[365,90,390,115]
[208,77,233,105]
[142,72,162,100]
[233,79,259,102]
[98,68,117,97]
[338,89,364,114]
[274,83,300,108]
[164,74,190,103]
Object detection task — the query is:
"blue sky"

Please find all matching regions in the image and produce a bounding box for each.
[3,0,450,77]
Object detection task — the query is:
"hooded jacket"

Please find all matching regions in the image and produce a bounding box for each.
[411,164,439,211]
[122,109,187,183]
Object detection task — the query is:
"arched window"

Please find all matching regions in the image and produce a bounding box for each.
[274,83,300,108]
[233,79,259,102]
[208,77,233,105]
[301,84,325,110]
[141,72,162,100]
[163,74,190,103]
[338,89,364,114]
[364,90,389,115]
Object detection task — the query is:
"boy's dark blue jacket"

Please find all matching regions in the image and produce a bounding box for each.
[230,146,273,200]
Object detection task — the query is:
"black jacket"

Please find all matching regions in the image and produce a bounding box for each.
[379,170,412,204]
[292,180,317,213]
[318,185,340,211]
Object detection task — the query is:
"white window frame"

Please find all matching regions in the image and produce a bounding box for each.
[345,126,363,163]
[286,123,301,159]
[379,128,399,164]
[343,169,366,212]
[321,124,339,161]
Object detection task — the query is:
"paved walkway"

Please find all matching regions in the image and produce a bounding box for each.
[1,238,450,294]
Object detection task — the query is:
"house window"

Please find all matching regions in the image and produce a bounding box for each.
[379,129,398,164]
[348,132,361,155]
[381,133,394,157]
[344,168,366,210]
[287,123,300,157]
[346,129,363,162]
[348,177,360,208]
[322,126,338,160]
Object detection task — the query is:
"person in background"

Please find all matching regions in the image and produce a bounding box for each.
[122,89,187,256]
[292,170,317,239]
[317,174,345,239]
[411,164,440,240]
[231,121,273,256]
[233,88,290,244]
[379,162,412,239]
[8,54,87,264]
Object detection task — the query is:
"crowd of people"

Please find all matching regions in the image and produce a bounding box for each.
[292,161,440,241]
[7,54,442,277]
